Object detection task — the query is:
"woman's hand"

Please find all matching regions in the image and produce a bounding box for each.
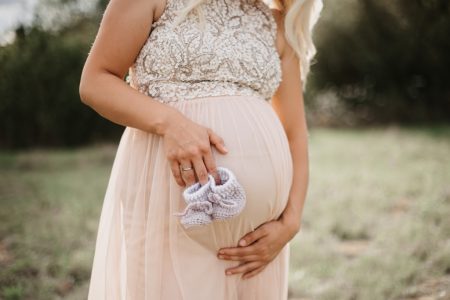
[216,217,299,279]
[162,113,228,187]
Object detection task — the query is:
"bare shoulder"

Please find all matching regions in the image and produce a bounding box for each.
[270,8,287,59]
[153,0,170,23]
[83,0,163,78]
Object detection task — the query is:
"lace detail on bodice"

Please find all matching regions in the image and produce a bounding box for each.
[128,0,281,103]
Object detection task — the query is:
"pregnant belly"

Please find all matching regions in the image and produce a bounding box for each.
[167,95,294,250]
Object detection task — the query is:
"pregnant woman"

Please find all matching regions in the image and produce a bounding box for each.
[79,0,322,298]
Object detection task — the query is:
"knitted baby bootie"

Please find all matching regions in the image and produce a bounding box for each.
[207,167,246,220]
[173,176,215,229]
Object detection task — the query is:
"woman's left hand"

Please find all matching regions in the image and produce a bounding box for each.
[216,218,299,279]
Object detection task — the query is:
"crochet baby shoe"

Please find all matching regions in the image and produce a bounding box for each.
[207,167,246,220]
[173,175,215,229]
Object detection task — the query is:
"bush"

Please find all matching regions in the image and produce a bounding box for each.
[0,21,123,149]
[309,0,450,124]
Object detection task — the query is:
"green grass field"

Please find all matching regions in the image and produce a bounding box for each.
[1,127,449,300]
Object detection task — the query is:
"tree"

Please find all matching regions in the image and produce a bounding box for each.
[309,0,450,124]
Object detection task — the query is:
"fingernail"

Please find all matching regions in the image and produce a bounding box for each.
[219,250,225,254]
[239,239,246,246]
[223,146,229,152]
[226,271,232,275]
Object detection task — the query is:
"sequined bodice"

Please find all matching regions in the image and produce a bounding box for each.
[128,0,282,103]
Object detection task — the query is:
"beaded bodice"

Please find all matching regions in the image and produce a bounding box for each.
[128,0,282,103]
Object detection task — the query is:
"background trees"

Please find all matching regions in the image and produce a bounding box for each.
[309,0,450,125]
[0,0,449,149]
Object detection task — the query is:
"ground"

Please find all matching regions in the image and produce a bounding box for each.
[0,126,449,300]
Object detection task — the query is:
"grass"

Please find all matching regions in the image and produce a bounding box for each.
[0,144,116,299]
[0,127,449,300]
[289,126,450,299]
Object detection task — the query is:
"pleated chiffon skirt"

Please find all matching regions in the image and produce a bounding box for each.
[87,94,294,300]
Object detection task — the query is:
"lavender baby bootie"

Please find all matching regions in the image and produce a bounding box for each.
[173,167,246,228]
[207,167,246,220]
[173,177,215,229]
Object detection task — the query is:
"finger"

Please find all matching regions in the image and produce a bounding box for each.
[170,159,185,187]
[202,149,220,184]
[217,253,260,262]
[207,129,228,154]
[225,261,262,276]
[179,159,196,186]
[238,226,269,247]
[191,156,209,185]
[219,243,261,257]
[242,265,267,279]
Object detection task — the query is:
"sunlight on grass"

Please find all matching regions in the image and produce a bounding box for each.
[289,126,450,300]
[0,128,449,299]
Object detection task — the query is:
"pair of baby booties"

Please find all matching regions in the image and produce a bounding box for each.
[173,166,246,229]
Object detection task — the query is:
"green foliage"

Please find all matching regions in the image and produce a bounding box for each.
[310,0,450,124]
[0,20,123,149]
[1,284,24,300]
[1,0,449,148]
[97,0,109,11]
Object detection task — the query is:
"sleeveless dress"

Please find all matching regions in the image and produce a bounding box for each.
[87,0,294,298]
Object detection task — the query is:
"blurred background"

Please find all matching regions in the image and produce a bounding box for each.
[0,0,449,299]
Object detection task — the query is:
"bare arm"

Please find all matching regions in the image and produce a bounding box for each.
[79,0,182,135]
[271,10,310,233]
[79,0,227,186]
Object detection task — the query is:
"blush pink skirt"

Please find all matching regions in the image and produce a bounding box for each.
[87,95,294,299]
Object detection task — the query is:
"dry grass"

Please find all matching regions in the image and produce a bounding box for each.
[0,127,449,300]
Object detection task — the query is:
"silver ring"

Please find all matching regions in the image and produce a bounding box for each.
[180,165,193,172]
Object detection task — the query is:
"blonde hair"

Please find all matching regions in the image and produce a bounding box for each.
[171,0,323,86]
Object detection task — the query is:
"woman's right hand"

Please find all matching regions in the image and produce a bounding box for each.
[162,113,229,188]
